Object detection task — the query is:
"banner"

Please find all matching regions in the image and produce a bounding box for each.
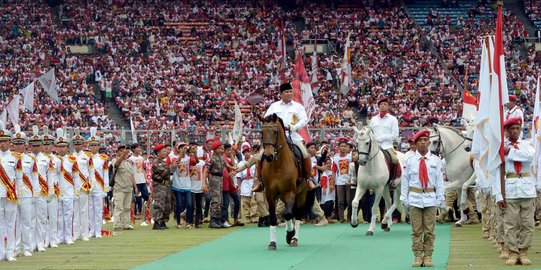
[462,88,477,121]
[310,40,320,95]
[130,116,137,143]
[531,77,541,178]
[293,50,314,142]
[340,33,351,95]
[37,68,58,101]
[232,101,243,143]
[6,95,20,127]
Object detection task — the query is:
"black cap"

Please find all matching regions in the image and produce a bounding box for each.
[116,145,127,151]
[131,143,140,150]
[280,82,293,93]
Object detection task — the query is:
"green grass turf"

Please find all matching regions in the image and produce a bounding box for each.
[448,224,541,270]
[134,223,451,270]
[0,220,237,270]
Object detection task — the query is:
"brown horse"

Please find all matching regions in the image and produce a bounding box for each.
[260,113,315,250]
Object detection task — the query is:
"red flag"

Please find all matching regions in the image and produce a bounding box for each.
[292,50,313,142]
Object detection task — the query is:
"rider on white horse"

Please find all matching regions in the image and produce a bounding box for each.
[370,97,400,185]
[237,82,315,191]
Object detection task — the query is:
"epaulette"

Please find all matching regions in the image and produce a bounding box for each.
[99,154,109,160]
[85,151,94,158]
[68,154,77,162]
[12,152,22,159]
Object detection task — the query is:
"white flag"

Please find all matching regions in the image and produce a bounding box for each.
[21,81,35,112]
[531,77,541,178]
[340,33,351,95]
[232,102,243,144]
[130,116,137,143]
[156,97,161,116]
[310,48,320,95]
[38,68,58,101]
[301,82,315,122]
[0,110,6,126]
[6,95,20,127]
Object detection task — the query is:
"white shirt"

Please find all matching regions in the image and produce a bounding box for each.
[18,153,37,198]
[492,139,536,202]
[400,151,445,208]
[129,155,146,184]
[58,154,79,198]
[33,152,53,197]
[74,150,95,193]
[264,100,308,142]
[370,113,399,150]
[191,160,206,193]
[320,171,335,203]
[0,150,21,199]
[236,160,255,197]
[332,153,352,185]
[91,153,110,196]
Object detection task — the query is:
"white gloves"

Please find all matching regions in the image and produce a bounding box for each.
[289,124,299,132]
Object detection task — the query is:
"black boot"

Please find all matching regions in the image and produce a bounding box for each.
[209,218,223,229]
[153,221,165,230]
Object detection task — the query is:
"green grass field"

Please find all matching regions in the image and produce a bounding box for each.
[3,220,541,270]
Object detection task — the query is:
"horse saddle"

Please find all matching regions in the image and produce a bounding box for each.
[382,149,402,189]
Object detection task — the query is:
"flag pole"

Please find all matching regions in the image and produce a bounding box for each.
[496,1,506,206]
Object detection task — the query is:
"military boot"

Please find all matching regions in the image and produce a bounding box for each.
[411,257,423,267]
[519,248,532,265]
[505,251,519,266]
[152,221,165,230]
[209,218,223,229]
[499,248,510,259]
[423,256,434,267]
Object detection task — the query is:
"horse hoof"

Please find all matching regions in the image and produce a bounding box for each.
[383,227,391,232]
[268,242,277,251]
[289,238,298,247]
[366,231,373,236]
[351,221,358,228]
[286,229,296,244]
[455,223,462,228]
[381,223,388,230]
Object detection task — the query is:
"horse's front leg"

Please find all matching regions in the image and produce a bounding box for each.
[367,186,384,236]
[283,191,297,246]
[267,194,278,251]
[456,174,476,227]
[381,185,394,231]
[350,184,366,228]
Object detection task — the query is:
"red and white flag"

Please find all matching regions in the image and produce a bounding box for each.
[21,81,35,112]
[339,33,352,95]
[462,88,478,121]
[531,77,541,178]
[310,40,320,95]
[293,50,315,142]
[487,6,509,202]
[37,68,58,101]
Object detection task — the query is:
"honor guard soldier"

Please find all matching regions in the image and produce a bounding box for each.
[55,128,79,245]
[72,131,93,241]
[0,121,20,262]
[12,124,37,257]
[496,117,536,265]
[42,127,60,248]
[88,127,109,238]
[28,126,51,252]
[400,130,445,267]
[151,144,178,230]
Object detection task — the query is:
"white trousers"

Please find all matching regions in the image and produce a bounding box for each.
[0,198,17,259]
[34,197,48,250]
[78,192,90,239]
[46,197,58,247]
[73,195,80,240]
[17,197,34,252]
[89,194,104,237]
[58,196,74,244]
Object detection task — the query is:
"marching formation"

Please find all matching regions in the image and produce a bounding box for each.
[0,122,109,262]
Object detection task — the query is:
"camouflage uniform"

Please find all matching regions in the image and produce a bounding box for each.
[152,157,174,225]
[208,153,224,220]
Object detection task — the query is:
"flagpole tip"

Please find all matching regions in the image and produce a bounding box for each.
[497,0,503,6]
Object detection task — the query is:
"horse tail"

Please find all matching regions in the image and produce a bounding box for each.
[293,186,316,219]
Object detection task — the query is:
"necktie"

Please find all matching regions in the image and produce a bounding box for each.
[246,166,251,179]
[419,156,429,190]
[510,141,522,174]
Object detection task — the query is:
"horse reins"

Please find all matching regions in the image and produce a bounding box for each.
[431,126,468,159]
[358,130,380,162]
[261,124,287,161]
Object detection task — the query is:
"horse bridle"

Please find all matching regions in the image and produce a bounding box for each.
[430,126,470,159]
[261,123,287,160]
[358,130,380,162]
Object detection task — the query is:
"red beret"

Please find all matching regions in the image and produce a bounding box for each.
[337,137,349,144]
[413,130,430,143]
[205,138,214,143]
[211,141,223,151]
[378,97,390,105]
[504,116,522,129]
[153,144,166,152]
[508,95,517,102]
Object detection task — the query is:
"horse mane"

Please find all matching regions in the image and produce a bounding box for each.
[263,114,287,138]
[437,126,466,139]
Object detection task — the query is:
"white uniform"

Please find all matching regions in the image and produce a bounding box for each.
[45,153,60,248]
[0,150,22,260]
[57,154,79,244]
[32,152,53,251]
[370,113,399,150]
[264,99,309,157]
[73,150,94,241]
[400,151,445,209]
[16,153,37,254]
[89,153,109,238]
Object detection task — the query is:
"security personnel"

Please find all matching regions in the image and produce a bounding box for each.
[88,127,108,238]
[250,82,315,192]
[151,144,178,230]
[72,132,93,241]
[12,124,37,257]
[0,121,20,262]
[28,126,51,252]
[400,130,445,267]
[42,127,60,248]
[203,140,226,228]
[55,128,79,245]
[495,117,535,265]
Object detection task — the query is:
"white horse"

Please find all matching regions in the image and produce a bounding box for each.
[428,125,476,226]
[350,126,405,236]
